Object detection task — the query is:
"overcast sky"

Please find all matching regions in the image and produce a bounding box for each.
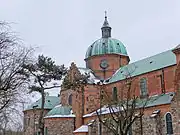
[1,0,180,68]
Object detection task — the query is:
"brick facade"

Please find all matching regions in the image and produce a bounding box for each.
[23,30,180,135]
[24,60,179,135]
[85,104,176,135]
[59,60,178,135]
[44,117,75,135]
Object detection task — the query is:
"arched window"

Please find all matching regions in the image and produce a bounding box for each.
[165,112,173,134]
[112,87,117,101]
[140,78,148,96]
[68,94,72,106]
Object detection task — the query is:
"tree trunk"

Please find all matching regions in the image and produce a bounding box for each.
[140,116,143,135]
[39,89,45,135]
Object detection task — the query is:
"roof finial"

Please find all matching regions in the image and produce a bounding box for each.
[101,11,111,38]
[105,11,107,18]
[102,11,109,27]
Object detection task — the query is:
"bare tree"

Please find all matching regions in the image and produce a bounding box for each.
[22,55,67,135]
[95,79,144,135]
[94,68,154,135]
[63,64,153,135]
[0,22,34,134]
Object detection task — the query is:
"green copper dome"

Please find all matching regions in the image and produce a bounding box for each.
[85,14,128,59]
[45,105,75,118]
[85,38,128,59]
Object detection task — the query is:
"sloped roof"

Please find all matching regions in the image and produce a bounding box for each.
[108,50,176,83]
[83,92,175,118]
[44,105,75,118]
[73,125,88,133]
[78,67,100,84]
[174,44,180,50]
[137,92,174,108]
[25,96,60,111]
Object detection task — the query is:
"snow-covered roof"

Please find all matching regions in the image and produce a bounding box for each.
[44,105,75,118]
[78,67,100,84]
[44,114,75,118]
[83,92,175,118]
[83,106,122,118]
[73,125,88,133]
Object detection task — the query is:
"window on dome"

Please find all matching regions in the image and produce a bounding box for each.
[116,44,121,52]
[102,45,106,54]
[110,45,113,53]
[140,78,148,97]
[165,112,173,134]
[68,94,72,106]
[112,87,117,101]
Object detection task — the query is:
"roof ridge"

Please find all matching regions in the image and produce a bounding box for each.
[129,49,172,64]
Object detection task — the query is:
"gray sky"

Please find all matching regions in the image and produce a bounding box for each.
[1,0,180,68]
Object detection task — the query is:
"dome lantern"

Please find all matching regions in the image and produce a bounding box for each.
[101,11,111,38]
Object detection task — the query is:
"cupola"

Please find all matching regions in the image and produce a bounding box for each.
[84,12,130,79]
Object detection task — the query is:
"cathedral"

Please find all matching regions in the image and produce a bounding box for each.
[23,14,180,135]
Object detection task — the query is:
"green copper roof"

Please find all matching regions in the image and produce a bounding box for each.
[83,92,175,118]
[136,92,175,108]
[25,96,60,111]
[108,50,176,83]
[45,105,75,118]
[85,38,128,59]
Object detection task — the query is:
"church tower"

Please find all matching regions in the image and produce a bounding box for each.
[85,13,130,79]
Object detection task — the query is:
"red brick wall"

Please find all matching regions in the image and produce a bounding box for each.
[104,65,176,99]
[73,90,84,128]
[164,66,176,93]
[172,62,180,135]
[61,88,84,129]
[60,63,176,132]
[85,54,129,79]
[84,85,100,115]
[77,66,176,128]
[60,89,74,106]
